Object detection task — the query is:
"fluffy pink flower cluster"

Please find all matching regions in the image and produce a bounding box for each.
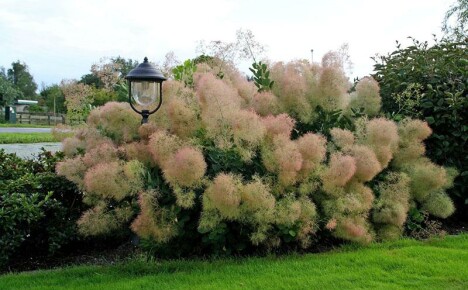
[373,173,410,240]
[349,77,381,116]
[364,118,399,168]
[131,190,177,242]
[163,146,207,188]
[262,134,303,186]
[262,114,295,139]
[87,102,141,144]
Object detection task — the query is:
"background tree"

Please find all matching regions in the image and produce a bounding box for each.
[110,56,139,77]
[80,73,103,89]
[40,84,66,113]
[80,56,138,104]
[0,68,23,107]
[442,0,468,41]
[60,80,93,124]
[7,61,38,99]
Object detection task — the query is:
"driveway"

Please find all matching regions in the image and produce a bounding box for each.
[0,127,58,158]
[0,127,52,133]
[0,142,61,158]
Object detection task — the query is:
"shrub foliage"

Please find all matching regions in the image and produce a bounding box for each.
[372,38,467,211]
[56,52,455,256]
[0,150,83,267]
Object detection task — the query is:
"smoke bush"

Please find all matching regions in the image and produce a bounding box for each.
[166,98,200,138]
[163,146,207,188]
[61,136,86,157]
[330,128,355,149]
[346,145,382,182]
[131,190,178,242]
[297,133,327,176]
[373,173,410,240]
[406,160,448,202]
[270,62,311,122]
[121,141,155,166]
[363,118,399,168]
[365,118,399,147]
[251,91,280,116]
[57,54,455,255]
[138,122,160,141]
[84,161,143,201]
[148,130,182,166]
[322,153,356,189]
[275,196,302,226]
[204,173,242,219]
[240,178,275,214]
[316,66,350,112]
[262,134,303,186]
[399,118,432,142]
[78,202,132,236]
[422,191,455,218]
[77,204,119,236]
[82,142,118,168]
[229,109,266,160]
[87,102,140,143]
[334,217,372,244]
[262,113,296,139]
[349,77,382,116]
[56,156,87,189]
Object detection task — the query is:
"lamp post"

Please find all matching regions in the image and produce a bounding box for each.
[125,57,166,124]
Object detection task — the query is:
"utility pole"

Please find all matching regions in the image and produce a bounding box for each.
[310,49,314,63]
[54,94,56,125]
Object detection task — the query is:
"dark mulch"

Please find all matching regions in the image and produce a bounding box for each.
[1,240,140,274]
[441,218,468,235]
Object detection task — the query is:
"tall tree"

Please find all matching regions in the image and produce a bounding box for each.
[7,61,38,99]
[442,0,468,41]
[111,56,139,77]
[0,74,23,107]
[60,79,93,124]
[40,84,66,113]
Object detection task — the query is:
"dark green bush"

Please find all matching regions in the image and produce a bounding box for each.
[372,38,468,213]
[0,149,83,268]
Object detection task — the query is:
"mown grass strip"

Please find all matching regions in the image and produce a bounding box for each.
[0,133,57,144]
[1,234,467,290]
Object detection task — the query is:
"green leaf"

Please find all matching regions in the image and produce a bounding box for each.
[425,116,435,124]
[421,102,434,108]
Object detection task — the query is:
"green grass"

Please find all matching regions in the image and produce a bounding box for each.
[0,133,57,144]
[1,234,467,290]
[0,123,53,128]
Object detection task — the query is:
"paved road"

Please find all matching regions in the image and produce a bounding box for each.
[0,127,52,133]
[0,142,61,159]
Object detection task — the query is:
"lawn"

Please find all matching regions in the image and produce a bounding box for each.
[0,133,57,144]
[1,234,467,290]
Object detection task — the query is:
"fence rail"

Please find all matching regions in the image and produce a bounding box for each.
[17,112,66,125]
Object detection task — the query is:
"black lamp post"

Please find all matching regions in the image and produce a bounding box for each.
[125,57,166,124]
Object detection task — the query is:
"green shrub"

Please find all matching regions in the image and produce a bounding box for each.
[0,149,83,268]
[56,51,456,257]
[372,38,467,212]
[172,59,197,88]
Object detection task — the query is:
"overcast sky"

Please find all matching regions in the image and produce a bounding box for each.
[0,0,453,88]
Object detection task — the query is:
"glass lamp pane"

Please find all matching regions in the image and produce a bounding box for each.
[131,81,158,106]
